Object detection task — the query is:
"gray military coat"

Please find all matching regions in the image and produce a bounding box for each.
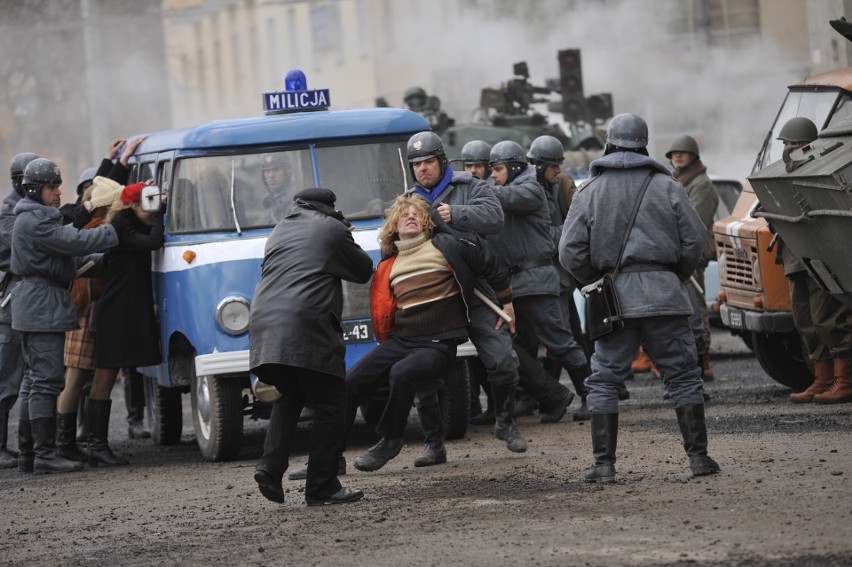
[249,199,373,380]
[10,198,117,332]
[559,152,705,319]
[0,190,22,325]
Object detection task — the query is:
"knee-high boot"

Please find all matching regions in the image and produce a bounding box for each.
[675,404,720,476]
[56,412,87,462]
[0,409,18,468]
[86,398,129,467]
[414,394,446,467]
[491,383,527,453]
[585,413,618,483]
[32,416,84,474]
[17,418,34,473]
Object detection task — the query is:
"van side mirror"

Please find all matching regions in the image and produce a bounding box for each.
[141,185,162,212]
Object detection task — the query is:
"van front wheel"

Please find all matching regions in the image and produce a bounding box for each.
[191,375,244,462]
[143,375,183,446]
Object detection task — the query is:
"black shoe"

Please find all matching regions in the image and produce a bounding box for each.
[413,443,447,467]
[353,438,403,472]
[540,389,575,424]
[254,468,285,503]
[287,456,347,481]
[617,384,630,401]
[468,409,495,425]
[572,397,591,421]
[306,486,364,507]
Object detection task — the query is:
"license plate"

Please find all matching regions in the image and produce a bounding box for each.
[729,311,743,329]
[342,320,375,343]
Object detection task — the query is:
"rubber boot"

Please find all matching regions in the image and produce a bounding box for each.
[0,409,18,469]
[86,398,129,467]
[55,412,87,462]
[353,437,403,472]
[585,413,618,483]
[569,365,592,421]
[32,417,84,474]
[413,397,446,467]
[18,416,34,473]
[675,404,720,476]
[814,358,852,404]
[790,359,834,402]
[124,369,151,439]
[492,384,527,453]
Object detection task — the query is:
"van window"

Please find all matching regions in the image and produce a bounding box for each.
[767,90,845,164]
[168,150,312,233]
[314,140,409,220]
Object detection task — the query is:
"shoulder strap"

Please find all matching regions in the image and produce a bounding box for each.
[612,168,655,277]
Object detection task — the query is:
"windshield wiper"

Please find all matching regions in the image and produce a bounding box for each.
[229,159,242,234]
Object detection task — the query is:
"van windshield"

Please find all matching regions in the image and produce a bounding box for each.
[314,140,409,221]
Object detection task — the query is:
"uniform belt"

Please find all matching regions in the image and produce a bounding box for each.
[508,257,553,275]
[21,276,70,289]
[620,263,675,273]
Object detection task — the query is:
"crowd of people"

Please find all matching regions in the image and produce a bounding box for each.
[2,111,845,510]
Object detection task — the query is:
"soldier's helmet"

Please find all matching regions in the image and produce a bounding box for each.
[406,131,448,183]
[404,87,427,109]
[605,113,648,149]
[665,135,700,159]
[527,135,565,166]
[461,140,491,164]
[22,158,62,204]
[489,141,527,184]
[777,117,818,144]
[10,152,39,198]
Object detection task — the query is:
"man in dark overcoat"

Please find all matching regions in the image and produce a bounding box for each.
[250,188,373,506]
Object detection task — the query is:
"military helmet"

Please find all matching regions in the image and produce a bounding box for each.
[527,135,565,166]
[22,158,62,204]
[605,113,648,149]
[777,117,818,144]
[77,167,98,196]
[665,135,700,159]
[489,141,527,184]
[407,131,446,163]
[10,152,39,198]
[461,140,491,164]
[404,86,427,108]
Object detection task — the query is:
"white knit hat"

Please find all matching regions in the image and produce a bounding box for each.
[88,176,123,209]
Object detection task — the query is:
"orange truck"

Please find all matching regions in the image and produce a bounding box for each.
[713,31,852,391]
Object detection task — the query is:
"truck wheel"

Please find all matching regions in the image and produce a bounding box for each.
[143,375,183,446]
[751,331,814,391]
[191,375,244,462]
[440,359,470,440]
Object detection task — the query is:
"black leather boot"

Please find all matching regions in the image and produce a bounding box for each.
[492,384,527,453]
[675,404,720,477]
[32,417,84,474]
[0,409,18,469]
[17,418,34,473]
[585,413,618,483]
[353,437,403,472]
[124,369,151,439]
[56,412,87,462]
[413,396,446,467]
[569,365,592,421]
[86,398,129,467]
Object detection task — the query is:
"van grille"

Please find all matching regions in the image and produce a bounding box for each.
[716,238,758,289]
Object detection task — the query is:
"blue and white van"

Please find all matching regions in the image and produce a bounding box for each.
[121,78,473,461]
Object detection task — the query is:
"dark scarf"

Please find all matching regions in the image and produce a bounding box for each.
[413,166,453,204]
[673,159,707,187]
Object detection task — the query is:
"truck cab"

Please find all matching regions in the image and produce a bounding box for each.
[713,66,852,390]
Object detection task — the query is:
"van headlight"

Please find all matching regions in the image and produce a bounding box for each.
[216,296,251,335]
[752,259,762,287]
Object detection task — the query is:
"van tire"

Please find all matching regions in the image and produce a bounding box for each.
[751,331,814,391]
[191,375,244,462]
[144,375,183,446]
[440,360,470,440]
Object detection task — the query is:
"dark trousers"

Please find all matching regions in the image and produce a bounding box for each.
[345,335,455,440]
[255,365,345,501]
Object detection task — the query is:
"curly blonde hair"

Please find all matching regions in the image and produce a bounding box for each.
[378,195,435,257]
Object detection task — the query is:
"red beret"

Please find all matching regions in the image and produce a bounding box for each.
[120,182,145,204]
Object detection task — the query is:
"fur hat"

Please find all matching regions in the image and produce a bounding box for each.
[89,176,123,209]
[120,182,146,204]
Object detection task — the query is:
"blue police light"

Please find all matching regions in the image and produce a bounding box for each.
[263,68,330,115]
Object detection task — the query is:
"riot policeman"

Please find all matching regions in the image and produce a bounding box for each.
[11,158,118,474]
[561,113,719,482]
[0,152,38,469]
[460,140,491,180]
